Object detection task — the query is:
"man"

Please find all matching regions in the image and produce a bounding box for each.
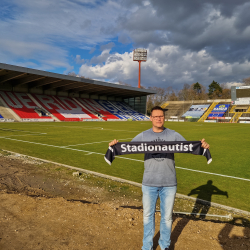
[109,106,210,250]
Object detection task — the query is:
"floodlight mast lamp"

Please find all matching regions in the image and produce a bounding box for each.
[133,49,147,88]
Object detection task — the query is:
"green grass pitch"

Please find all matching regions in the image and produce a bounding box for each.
[0,121,249,212]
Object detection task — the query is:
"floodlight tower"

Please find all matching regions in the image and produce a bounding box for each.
[133,48,147,88]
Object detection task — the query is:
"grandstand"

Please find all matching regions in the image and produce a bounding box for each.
[1,63,250,124]
[0,63,154,122]
[161,99,250,123]
[162,102,192,120]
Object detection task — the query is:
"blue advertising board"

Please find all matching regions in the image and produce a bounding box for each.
[208,104,230,117]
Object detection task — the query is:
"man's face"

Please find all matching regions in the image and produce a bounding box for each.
[150,109,165,129]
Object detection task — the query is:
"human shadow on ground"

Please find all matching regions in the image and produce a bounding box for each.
[120,205,143,209]
[66,199,95,204]
[153,217,178,250]
[169,180,228,249]
[187,180,228,219]
[153,230,160,250]
[218,217,250,249]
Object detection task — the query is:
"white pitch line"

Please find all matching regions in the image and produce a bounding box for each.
[176,166,250,182]
[0,134,43,137]
[38,125,140,132]
[1,136,250,182]
[115,157,250,181]
[0,136,104,155]
[65,138,133,147]
[0,128,47,135]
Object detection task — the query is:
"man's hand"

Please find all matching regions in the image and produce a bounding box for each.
[201,138,210,149]
[109,139,119,147]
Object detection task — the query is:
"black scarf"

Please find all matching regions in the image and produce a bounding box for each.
[104,141,212,165]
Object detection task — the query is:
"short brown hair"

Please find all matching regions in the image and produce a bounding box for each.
[150,106,164,116]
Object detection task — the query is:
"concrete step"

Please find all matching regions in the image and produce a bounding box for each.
[0,97,21,121]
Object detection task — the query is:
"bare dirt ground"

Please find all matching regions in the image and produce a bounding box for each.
[0,151,250,250]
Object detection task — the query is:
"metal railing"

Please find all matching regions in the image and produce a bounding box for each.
[198,102,219,122]
[230,112,242,123]
[161,102,169,109]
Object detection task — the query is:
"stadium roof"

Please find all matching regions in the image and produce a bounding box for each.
[0,63,155,98]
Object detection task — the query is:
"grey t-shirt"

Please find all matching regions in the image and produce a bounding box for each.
[132,127,186,187]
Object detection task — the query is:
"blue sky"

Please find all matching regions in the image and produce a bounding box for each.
[1,0,250,90]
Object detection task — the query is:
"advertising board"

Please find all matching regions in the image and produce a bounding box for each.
[208,104,230,118]
[232,100,250,105]
[239,121,250,123]
[182,105,210,118]
[204,120,217,123]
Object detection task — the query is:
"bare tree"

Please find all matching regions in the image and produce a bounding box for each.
[243,77,250,85]
[178,83,191,101]
[168,89,179,101]
[147,87,174,114]
[220,83,231,99]
[178,83,198,101]
[178,83,208,101]
[192,83,208,100]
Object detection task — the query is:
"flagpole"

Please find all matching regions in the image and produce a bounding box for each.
[138,60,141,88]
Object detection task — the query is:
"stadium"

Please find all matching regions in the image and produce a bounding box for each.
[0,63,250,124]
[0,62,250,249]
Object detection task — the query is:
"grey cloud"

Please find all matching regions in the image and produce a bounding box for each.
[100,24,117,36]
[118,0,250,64]
[89,47,96,54]
[90,49,110,64]
[234,2,250,31]
[0,0,127,71]
[82,45,249,90]
[2,0,250,87]
[128,30,167,47]
[100,42,115,51]
[118,33,131,44]
[0,0,125,54]
[149,0,248,19]
[80,19,91,29]
[107,55,123,63]
[90,49,123,65]
[217,0,248,17]
[75,55,84,64]
[121,0,143,8]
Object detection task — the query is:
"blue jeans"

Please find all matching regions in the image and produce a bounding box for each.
[142,185,177,250]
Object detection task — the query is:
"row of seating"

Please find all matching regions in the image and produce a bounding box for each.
[93,99,148,121]
[0,91,148,121]
[0,91,53,120]
[75,98,119,121]
[31,94,99,121]
[181,104,231,120]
